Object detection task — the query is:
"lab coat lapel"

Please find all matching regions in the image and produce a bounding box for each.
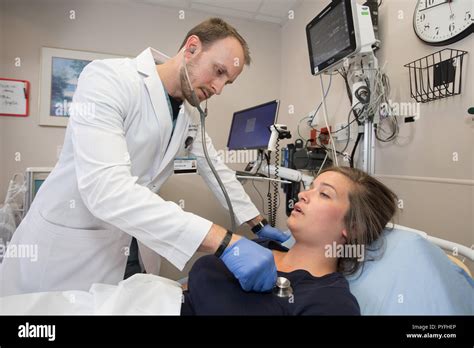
[156,104,191,176]
[136,48,173,157]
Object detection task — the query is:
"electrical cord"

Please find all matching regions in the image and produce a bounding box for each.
[370,69,398,142]
[316,102,364,162]
[330,101,363,135]
[334,68,368,166]
[341,104,366,154]
[350,132,363,168]
[336,58,398,171]
[297,116,311,142]
[265,153,274,227]
[309,74,333,126]
[375,117,398,142]
[313,151,328,177]
[319,74,339,166]
[298,74,333,142]
[339,67,363,125]
[318,99,366,167]
[265,154,273,225]
[316,153,328,176]
[341,63,399,147]
[318,139,351,162]
[271,139,280,227]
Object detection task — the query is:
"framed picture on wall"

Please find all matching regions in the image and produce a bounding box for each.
[39,47,123,127]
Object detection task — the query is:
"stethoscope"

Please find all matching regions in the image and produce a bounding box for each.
[183,49,293,296]
[273,276,293,298]
[181,47,237,233]
[182,47,208,118]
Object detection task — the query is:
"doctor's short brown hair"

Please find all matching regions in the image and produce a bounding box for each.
[179,18,251,65]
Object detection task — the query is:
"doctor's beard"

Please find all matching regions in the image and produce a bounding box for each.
[179,63,201,107]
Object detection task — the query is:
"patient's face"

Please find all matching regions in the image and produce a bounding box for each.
[287,171,352,247]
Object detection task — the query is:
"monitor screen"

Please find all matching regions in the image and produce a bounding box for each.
[227,100,279,150]
[306,0,357,75]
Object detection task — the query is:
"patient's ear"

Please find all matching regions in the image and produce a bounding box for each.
[341,229,348,243]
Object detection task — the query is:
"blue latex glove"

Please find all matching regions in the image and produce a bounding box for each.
[256,224,291,243]
[220,238,277,292]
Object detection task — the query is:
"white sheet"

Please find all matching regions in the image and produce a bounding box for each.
[0,274,183,315]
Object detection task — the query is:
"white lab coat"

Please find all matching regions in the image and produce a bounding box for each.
[0,47,259,296]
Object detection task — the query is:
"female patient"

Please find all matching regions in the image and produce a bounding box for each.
[181,166,398,315]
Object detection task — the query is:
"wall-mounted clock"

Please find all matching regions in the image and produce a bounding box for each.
[413,0,473,46]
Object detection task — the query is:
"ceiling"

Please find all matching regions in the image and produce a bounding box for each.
[132,0,304,25]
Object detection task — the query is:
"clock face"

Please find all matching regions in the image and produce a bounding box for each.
[414,0,473,46]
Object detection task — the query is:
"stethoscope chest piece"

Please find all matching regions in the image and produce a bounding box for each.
[273,276,293,298]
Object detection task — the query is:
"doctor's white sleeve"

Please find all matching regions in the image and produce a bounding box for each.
[189,124,260,226]
[69,61,211,271]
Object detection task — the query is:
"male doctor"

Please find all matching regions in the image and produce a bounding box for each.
[0,18,289,296]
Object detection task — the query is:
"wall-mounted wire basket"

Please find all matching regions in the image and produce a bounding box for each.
[404,48,468,103]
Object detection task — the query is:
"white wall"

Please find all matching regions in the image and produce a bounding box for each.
[0,0,281,279]
[0,0,5,199]
[373,0,473,269]
[279,0,473,267]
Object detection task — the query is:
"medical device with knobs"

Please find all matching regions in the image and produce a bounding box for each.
[306,0,379,173]
[268,124,291,152]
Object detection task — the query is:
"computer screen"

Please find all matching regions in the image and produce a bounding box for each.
[227,100,279,150]
[306,0,357,75]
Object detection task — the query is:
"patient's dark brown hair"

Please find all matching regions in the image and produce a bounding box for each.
[318,166,398,275]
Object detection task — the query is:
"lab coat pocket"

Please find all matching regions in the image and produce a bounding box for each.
[37,209,113,240]
[31,208,130,292]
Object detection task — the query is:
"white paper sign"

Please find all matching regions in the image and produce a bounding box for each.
[0,79,28,115]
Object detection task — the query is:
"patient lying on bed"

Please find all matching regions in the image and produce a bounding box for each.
[181,166,398,315]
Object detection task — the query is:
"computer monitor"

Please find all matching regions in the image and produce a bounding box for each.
[227,100,279,150]
[23,167,52,218]
[306,0,376,75]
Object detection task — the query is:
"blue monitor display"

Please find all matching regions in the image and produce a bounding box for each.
[227,100,279,150]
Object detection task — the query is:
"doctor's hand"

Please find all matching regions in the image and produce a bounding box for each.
[220,238,277,292]
[256,224,291,243]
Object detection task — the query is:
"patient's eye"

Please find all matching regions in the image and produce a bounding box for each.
[320,192,330,199]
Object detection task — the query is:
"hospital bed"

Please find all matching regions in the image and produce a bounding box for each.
[0,224,472,315]
[283,224,473,315]
[0,273,183,315]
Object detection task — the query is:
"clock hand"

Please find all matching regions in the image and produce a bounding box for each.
[419,0,450,12]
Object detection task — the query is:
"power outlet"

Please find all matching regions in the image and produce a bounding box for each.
[335,122,349,141]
